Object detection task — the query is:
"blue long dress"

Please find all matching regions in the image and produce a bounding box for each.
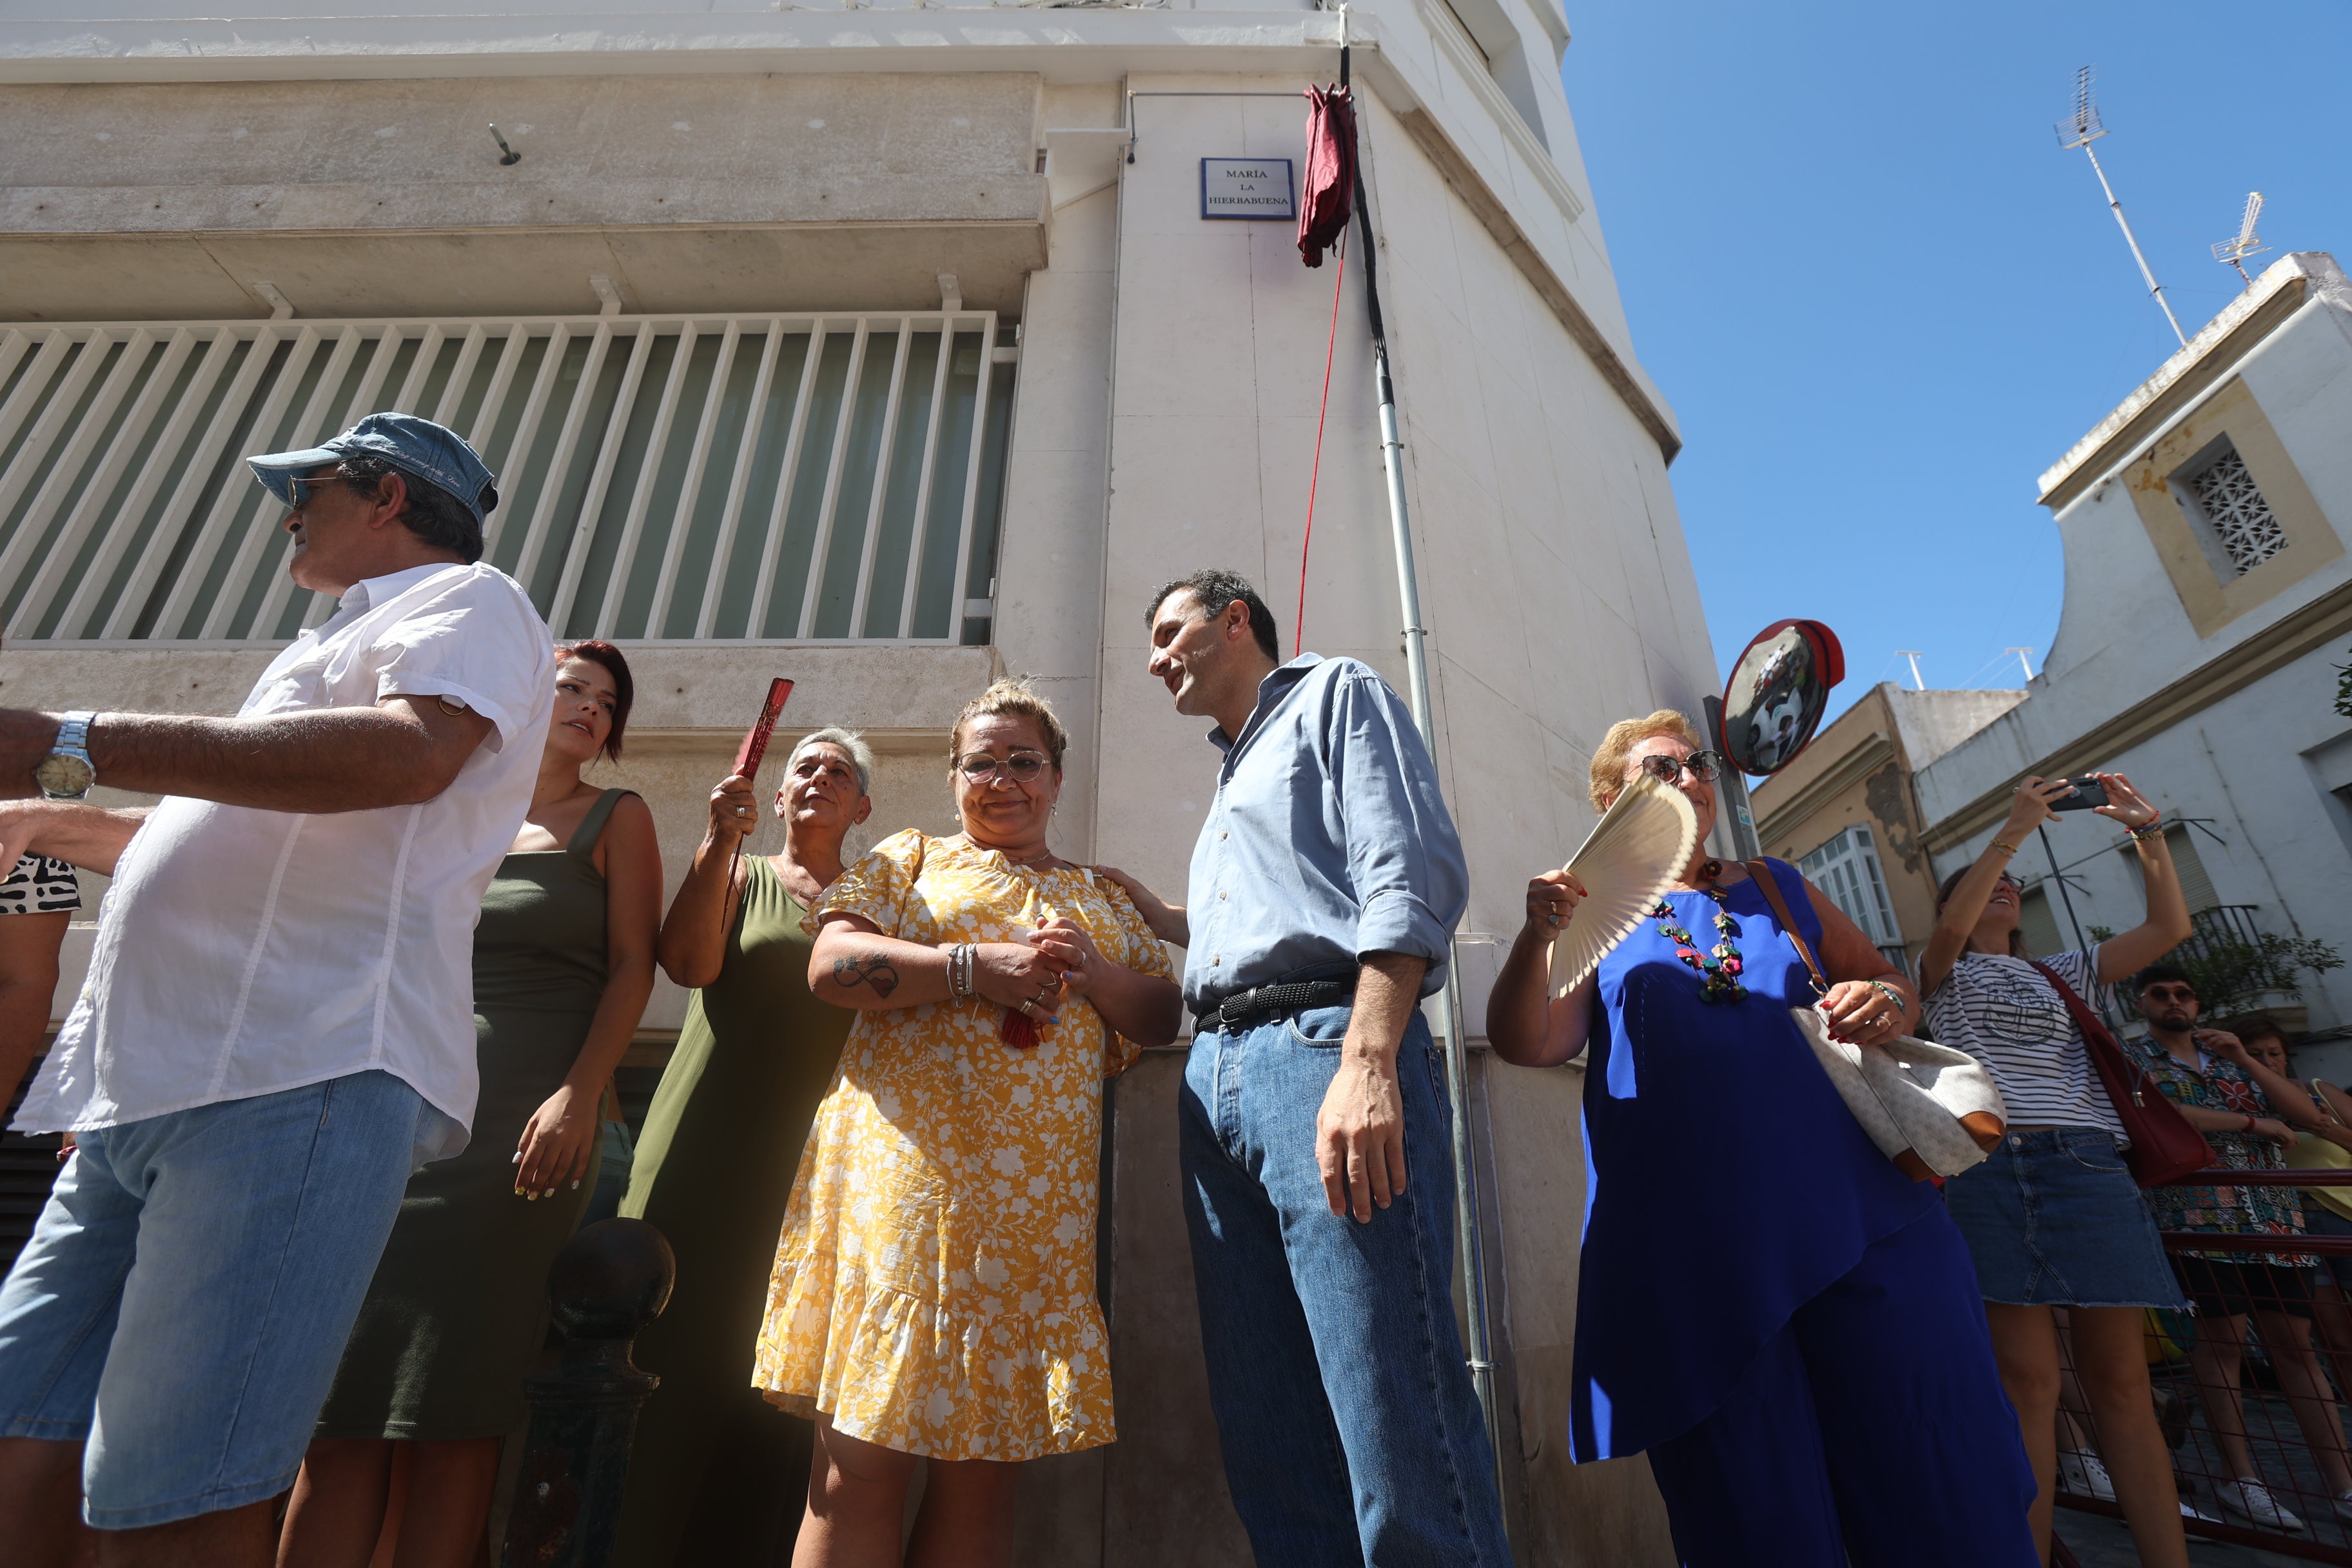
[1571,861,2036,1566]
[1570,858,1937,1461]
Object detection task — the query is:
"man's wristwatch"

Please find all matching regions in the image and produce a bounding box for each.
[36,711,96,800]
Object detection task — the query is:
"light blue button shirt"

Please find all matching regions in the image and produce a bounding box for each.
[1182,654,1468,1012]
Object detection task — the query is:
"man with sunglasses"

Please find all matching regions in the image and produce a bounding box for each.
[2127,963,2352,1529]
[0,413,553,1566]
[1121,569,1509,1566]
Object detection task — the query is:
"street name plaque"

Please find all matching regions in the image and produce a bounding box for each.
[1200,158,1296,220]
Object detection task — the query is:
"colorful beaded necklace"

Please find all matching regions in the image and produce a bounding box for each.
[1651,860,1747,1004]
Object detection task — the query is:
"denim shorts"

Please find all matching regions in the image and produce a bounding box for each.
[0,1070,422,1528]
[1943,1126,2188,1309]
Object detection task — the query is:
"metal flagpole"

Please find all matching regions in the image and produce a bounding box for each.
[1343,43,1505,1488]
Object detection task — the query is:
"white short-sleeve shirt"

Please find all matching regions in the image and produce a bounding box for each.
[15,562,555,1164]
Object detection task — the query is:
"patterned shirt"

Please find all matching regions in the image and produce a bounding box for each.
[0,854,80,916]
[2127,1036,2313,1266]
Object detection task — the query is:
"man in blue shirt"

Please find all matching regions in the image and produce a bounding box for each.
[1129,569,1510,1565]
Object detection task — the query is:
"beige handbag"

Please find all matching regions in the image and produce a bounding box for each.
[1745,861,2007,1182]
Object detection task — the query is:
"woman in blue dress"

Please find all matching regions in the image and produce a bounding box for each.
[1485,710,2035,1567]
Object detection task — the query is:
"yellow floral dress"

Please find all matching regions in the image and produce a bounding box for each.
[752,830,1173,1460]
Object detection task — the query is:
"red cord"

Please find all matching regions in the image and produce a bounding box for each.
[1296,240,1348,656]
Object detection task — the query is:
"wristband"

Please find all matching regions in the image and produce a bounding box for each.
[2244,1113,2257,1133]
[2128,819,2164,844]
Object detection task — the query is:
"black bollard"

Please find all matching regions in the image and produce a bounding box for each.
[500,1217,676,1568]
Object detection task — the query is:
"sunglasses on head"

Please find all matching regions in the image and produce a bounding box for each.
[1635,750,1725,786]
[957,751,1049,783]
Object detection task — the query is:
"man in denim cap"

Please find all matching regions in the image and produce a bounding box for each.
[0,413,554,1564]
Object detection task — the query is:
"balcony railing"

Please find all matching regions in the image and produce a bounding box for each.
[2110,905,2300,1026]
[0,311,1014,646]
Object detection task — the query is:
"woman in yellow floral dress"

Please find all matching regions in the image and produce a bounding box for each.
[758,678,1182,1567]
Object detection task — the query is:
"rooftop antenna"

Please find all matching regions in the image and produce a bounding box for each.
[2006,646,2037,681]
[2057,66,2187,348]
[1896,651,1926,691]
[2213,190,2268,286]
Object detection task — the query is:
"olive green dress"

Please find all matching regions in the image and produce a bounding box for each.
[611,855,853,1568]
[314,789,624,1439]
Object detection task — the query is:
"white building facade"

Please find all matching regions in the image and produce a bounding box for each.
[0,3,1718,1560]
[1917,253,2352,1057]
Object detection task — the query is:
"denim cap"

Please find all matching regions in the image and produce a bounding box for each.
[246,412,498,525]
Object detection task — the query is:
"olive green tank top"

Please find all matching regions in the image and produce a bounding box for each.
[471,788,626,1015]
[622,854,852,1217]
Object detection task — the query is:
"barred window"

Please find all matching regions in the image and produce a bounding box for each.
[0,311,1014,645]
[2187,446,2287,575]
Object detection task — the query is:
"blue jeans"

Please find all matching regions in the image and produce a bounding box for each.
[1179,1004,1511,1567]
[0,1070,423,1527]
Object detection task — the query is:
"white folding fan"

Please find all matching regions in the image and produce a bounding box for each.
[1548,772,1701,997]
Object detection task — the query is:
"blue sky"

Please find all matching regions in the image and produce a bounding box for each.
[1560,1,2352,729]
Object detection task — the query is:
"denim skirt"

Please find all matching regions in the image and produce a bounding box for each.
[1943,1126,2188,1309]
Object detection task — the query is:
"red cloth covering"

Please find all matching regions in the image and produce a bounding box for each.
[1297,84,1357,268]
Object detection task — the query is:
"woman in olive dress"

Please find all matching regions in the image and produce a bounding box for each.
[278,642,663,1568]
[607,728,874,1568]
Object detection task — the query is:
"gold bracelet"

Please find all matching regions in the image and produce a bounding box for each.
[1988,838,2019,857]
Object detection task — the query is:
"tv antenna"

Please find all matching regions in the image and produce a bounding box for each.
[1896,651,1925,691]
[2213,191,2268,286]
[2057,66,2187,348]
[2005,647,2036,681]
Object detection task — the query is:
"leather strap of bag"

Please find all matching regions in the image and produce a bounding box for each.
[1742,859,1828,998]
[2029,959,2213,1187]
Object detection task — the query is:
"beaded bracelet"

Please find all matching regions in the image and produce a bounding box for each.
[2128,819,2165,844]
[1868,979,1908,1018]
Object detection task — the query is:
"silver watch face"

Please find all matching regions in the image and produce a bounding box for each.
[35,752,94,799]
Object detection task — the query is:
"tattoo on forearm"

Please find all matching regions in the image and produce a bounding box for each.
[833,952,900,998]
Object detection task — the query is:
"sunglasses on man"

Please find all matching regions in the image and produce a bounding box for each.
[285,472,373,511]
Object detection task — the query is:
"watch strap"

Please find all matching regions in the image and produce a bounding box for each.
[54,710,95,760]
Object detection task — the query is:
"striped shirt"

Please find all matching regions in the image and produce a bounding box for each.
[1924,946,2124,1141]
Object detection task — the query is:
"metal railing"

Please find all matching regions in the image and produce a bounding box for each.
[0,311,1014,646]
[2054,1168,2352,1564]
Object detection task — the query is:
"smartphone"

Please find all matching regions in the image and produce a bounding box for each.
[2048,775,2110,812]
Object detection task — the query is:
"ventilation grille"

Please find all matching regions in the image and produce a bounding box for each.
[2190,447,2286,576]
[0,312,1015,644]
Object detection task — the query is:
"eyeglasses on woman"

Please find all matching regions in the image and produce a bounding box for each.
[1635,750,1725,786]
[956,752,1050,783]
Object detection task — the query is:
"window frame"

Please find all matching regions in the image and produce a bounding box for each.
[2121,375,2343,638]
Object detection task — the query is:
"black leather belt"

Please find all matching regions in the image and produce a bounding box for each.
[1193,968,1357,1035]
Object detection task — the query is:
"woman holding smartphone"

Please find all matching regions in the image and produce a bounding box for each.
[1925,772,2195,1567]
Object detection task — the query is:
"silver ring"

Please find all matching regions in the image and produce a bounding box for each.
[1019,998,1035,1017]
